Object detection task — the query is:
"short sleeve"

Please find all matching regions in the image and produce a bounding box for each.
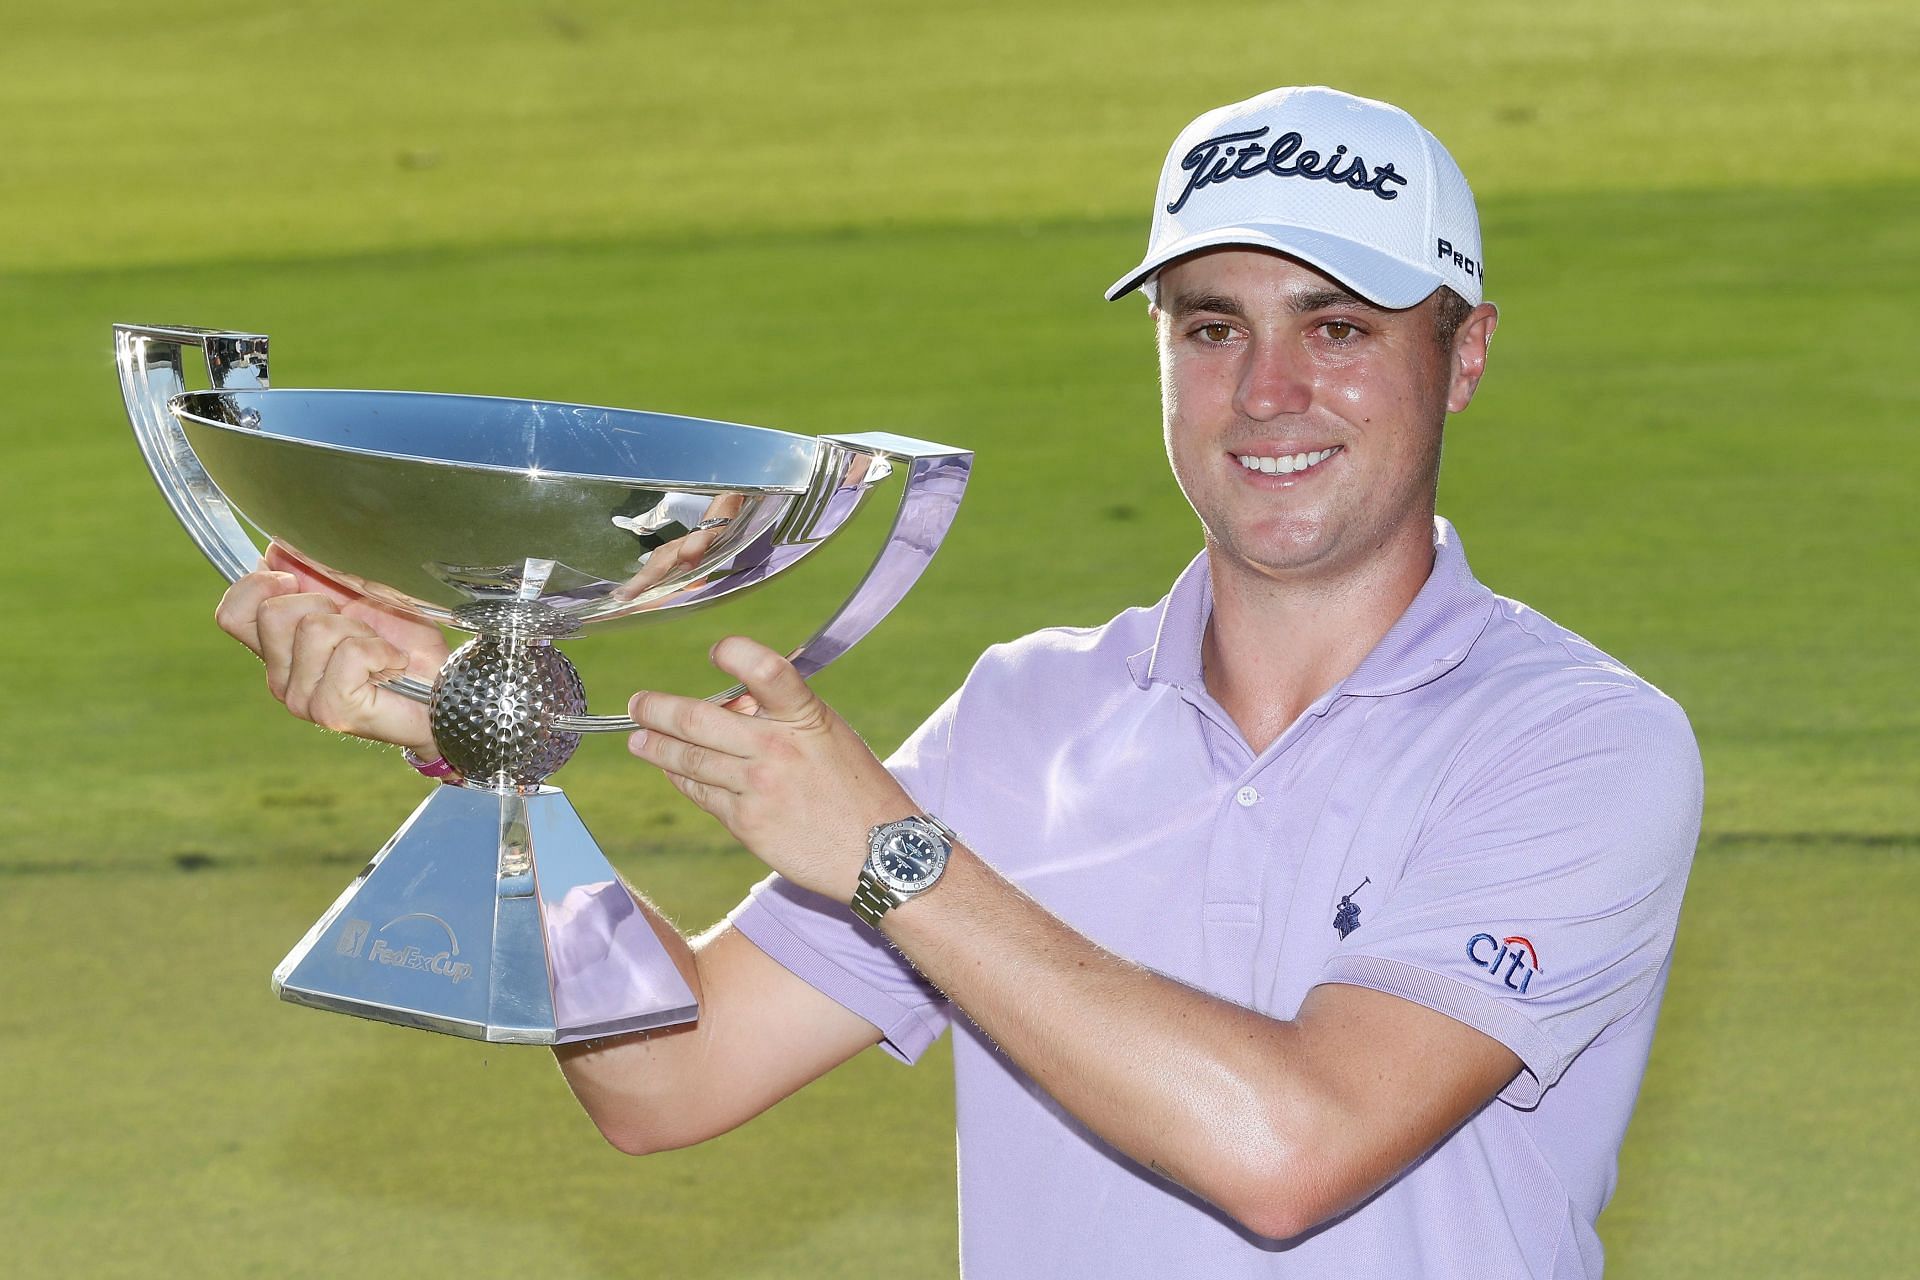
[726,688,962,1064]
[1318,689,1703,1107]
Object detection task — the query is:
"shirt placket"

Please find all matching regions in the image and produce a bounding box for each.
[1187,691,1337,1002]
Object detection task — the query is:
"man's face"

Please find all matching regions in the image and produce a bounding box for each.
[1153,248,1495,586]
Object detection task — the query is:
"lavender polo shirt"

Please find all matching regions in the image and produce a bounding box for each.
[731,518,1702,1278]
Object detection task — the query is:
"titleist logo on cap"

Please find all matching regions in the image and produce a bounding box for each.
[1167,126,1410,215]
[1106,86,1485,309]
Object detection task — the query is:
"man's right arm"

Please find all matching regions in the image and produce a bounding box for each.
[554,917,880,1154]
[213,559,881,1155]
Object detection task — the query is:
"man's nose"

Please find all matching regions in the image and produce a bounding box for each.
[1235,337,1313,420]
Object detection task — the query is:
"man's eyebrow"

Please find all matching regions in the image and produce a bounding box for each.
[1165,292,1247,318]
[1290,288,1385,315]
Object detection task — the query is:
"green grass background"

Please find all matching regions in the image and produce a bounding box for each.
[2,2,1915,1275]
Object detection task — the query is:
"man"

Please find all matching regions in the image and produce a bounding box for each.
[218,86,1702,1276]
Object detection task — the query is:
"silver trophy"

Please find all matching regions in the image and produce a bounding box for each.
[117,323,970,1045]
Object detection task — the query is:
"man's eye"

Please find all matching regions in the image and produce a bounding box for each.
[1195,322,1234,343]
[1322,320,1360,341]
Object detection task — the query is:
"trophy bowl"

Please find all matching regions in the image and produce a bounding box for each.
[117,324,970,1045]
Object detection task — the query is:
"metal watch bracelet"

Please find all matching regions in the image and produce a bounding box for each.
[850,876,901,928]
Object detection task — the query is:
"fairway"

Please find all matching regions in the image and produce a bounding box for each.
[3,4,1915,1277]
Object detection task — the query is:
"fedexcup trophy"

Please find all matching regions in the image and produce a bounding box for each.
[116,324,970,1045]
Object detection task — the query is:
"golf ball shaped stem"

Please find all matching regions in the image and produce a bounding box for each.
[428,636,587,789]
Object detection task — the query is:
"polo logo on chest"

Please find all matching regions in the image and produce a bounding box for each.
[1332,877,1370,939]
[1467,933,1542,993]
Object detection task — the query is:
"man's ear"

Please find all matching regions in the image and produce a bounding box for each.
[1446,303,1499,414]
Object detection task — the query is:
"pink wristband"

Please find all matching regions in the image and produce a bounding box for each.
[402,747,461,783]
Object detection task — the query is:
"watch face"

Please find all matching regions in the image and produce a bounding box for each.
[872,822,948,893]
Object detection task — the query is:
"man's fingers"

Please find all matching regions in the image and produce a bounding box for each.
[308,635,425,743]
[214,570,303,656]
[709,636,816,724]
[256,593,345,698]
[283,611,378,718]
[337,596,451,670]
[629,727,747,793]
[627,689,761,755]
[226,553,446,688]
[660,765,735,821]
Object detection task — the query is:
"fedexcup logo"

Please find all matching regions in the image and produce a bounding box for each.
[1167,126,1410,215]
[338,912,474,985]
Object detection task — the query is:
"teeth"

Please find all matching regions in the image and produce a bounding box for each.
[1234,446,1340,475]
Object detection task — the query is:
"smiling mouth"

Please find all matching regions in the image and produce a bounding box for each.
[1232,446,1342,476]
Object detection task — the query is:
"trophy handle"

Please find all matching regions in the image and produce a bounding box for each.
[116,323,272,582]
[115,324,438,707]
[554,431,972,732]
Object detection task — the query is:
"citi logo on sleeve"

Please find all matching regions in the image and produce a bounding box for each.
[1467,932,1542,993]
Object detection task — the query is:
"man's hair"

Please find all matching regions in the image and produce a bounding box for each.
[1433,286,1474,349]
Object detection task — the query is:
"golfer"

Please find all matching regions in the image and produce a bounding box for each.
[218,86,1702,1276]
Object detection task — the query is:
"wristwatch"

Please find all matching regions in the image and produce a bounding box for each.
[851,814,957,927]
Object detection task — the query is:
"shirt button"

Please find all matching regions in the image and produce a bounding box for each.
[1235,786,1260,807]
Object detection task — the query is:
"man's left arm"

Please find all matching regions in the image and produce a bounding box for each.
[626,636,1691,1240]
[866,841,1521,1240]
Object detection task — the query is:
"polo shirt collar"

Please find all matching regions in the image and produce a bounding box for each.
[1127,516,1497,699]
[1129,551,1213,693]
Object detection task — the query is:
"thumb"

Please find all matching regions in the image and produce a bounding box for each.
[709,636,815,724]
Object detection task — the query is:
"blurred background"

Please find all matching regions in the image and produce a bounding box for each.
[2,2,1913,1275]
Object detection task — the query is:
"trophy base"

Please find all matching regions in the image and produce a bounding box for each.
[272,784,699,1045]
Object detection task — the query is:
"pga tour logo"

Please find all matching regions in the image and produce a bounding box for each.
[1467,932,1542,994]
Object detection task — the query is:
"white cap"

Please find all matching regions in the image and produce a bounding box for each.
[1106,86,1484,309]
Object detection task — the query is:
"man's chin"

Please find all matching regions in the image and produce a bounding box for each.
[1208,526,1343,582]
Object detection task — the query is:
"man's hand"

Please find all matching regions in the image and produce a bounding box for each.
[213,544,450,755]
[625,636,914,901]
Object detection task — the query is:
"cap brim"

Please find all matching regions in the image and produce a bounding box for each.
[1104,224,1446,310]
